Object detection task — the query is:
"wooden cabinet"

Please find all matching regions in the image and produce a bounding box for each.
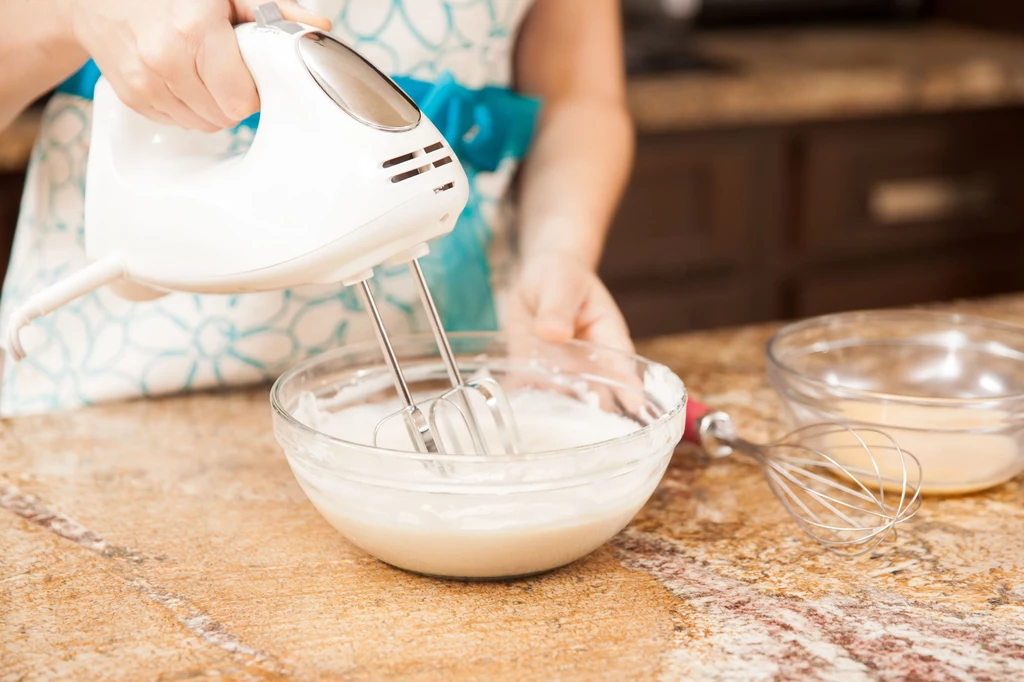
[0,173,25,286]
[603,132,783,281]
[612,276,770,338]
[798,113,1024,262]
[796,242,1024,316]
[601,129,786,335]
[603,108,1024,338]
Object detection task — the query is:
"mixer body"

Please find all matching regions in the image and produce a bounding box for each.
[86,16,468,295]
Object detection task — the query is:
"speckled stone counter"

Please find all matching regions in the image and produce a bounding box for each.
[3,296,1024,680]
[629,22,1024,131]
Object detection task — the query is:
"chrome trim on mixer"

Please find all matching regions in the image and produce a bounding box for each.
[297,32,421,132]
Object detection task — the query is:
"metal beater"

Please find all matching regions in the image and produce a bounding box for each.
[686,400,922,556]
[358,261,521,456]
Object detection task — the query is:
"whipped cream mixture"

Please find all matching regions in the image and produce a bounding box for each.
[287,389,678,578]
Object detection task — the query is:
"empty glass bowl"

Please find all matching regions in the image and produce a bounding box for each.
[271,333,686,580]
[767,310,1024,495]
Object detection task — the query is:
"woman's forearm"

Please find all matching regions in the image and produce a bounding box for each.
[0,0,87,130]
[516,99,634,271]
[513,0,632,273]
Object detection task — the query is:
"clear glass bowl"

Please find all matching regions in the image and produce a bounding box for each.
[767,310,1024,495]
[271,333,686,580]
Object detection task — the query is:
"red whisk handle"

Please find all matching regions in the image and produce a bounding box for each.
[684,398,713,444]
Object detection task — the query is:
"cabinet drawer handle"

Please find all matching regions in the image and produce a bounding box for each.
[868,177,993,224]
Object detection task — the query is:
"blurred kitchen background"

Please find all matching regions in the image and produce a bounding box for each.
[2,0,1024,339]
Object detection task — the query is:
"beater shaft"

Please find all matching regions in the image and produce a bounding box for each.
[357,280,414,405]
[407,260,490,453]
[363,261,521,457]
[409,260,464,388]
[356,279,438,454]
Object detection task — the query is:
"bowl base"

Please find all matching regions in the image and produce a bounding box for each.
[380,559,574,582]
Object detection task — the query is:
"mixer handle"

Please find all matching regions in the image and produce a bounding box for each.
[97,2,421,164]
[83,3,310,180]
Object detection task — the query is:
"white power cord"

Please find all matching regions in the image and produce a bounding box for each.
[4,254,126,361]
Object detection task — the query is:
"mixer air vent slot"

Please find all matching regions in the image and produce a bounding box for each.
[434,182,455,194]
[385,142,452,182]
[382,150,422,169]
[390,163,433,183]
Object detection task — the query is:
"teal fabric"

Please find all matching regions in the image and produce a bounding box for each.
[55,59,102,99]
[392,72,539,173]
[53,59,540,332]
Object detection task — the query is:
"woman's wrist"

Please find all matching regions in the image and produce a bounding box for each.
[519,220,606,272]
[41,0,82,51]
[518,244,601,275]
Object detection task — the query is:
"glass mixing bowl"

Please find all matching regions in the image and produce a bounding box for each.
[271,333,686,580]
[767,310,1024,495]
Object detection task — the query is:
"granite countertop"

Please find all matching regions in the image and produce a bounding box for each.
[5,23,1024,173]
[627,22,1024,132]
[3,296,1024,680]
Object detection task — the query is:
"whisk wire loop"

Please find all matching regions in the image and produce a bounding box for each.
[698,410,922,556]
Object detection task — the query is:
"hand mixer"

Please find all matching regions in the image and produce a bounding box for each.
[684,399,922,556]
[3,3,519,456]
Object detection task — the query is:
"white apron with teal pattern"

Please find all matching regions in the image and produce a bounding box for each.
[0,0,539,416]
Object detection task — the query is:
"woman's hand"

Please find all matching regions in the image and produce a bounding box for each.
[506,250,633,353]
[64,0,331,131]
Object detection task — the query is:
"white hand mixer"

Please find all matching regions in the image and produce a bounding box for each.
[4,3,519,456]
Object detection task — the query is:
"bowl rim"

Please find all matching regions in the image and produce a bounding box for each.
[270,331,688,463]
[765,308,1024,406]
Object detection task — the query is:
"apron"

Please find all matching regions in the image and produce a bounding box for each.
[0,0,539,416]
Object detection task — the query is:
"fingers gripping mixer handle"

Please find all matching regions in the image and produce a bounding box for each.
[92,3,324,171]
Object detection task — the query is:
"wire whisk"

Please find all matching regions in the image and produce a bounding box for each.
[686,399,922,556]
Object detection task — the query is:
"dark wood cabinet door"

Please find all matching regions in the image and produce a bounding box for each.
[0,173,25,285]
[613,276,770,339]
[603,130,785,281]
[796,241,1024,316]
[602,129,785,337]
[798,110,1024,263]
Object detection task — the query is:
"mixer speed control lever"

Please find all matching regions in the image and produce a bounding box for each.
[254,2,304,33]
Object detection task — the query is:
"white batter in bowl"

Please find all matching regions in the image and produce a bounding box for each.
[271,333,686,580]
